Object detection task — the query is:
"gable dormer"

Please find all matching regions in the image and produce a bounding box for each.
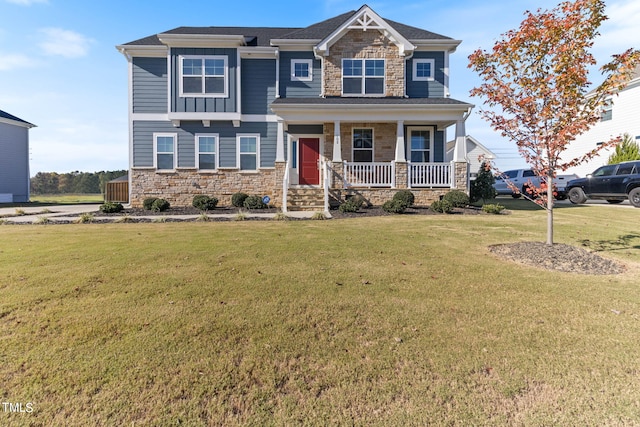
[313,6,414,98]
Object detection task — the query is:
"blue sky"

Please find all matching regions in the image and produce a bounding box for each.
[0,0,637,174]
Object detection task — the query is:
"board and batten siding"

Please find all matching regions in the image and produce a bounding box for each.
[278,52,321,98]
[405,52,446,98]
[241,58,276,115]
[132,57,168,113]
[0,121,29,202]
[170,48,237,114]
[132,121,277,169]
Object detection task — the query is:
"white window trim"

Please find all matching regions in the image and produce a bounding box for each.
[407,126,434,163]
[341,58,386,97]
[413,59,435,81]
[291,59,313,82]
[236,133,260,171]
[153,133,177,170]
[351,127,374,162]
[179,55,229,98]
[196,134,219,171]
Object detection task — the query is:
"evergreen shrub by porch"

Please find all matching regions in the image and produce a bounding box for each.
[100,202,124,213]
[382,199,407,214]
[392,190,415,207]
[482,203,505,214]
[338,199,360,213]
[143,197,158,210]
[430,199,453,213]
[243,195,267,209]
[470,162,497,203]
[231,192,249,208]
[442,190,469,208]
[346,194,369,209]
[151,198,170,212]
[192,195,218,211]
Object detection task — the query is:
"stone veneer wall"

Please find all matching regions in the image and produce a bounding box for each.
[323,122,396,162]
[130,168,280,208]
[323,29,404,97]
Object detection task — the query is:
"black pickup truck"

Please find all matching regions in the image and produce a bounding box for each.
[565,160,640,207]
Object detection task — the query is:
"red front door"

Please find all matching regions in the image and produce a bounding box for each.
[299,138,320,185]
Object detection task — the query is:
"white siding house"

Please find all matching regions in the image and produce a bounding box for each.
[564,66,640,178]
[0,110,35,203]
[446,135,496,179]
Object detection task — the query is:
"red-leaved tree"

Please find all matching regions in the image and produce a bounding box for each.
[468,0,639,245]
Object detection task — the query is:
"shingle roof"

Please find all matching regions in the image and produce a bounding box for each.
[122,7,453,46]
[0,109,34,127]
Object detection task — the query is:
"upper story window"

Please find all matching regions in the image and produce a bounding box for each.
[154,133,176,170]
[352,128,373,162]
[180,55,228,98]
[413,59,435,81]
[342,59,385,96]
[601,98,612,121]
[291,59,312,81]
[196,134,218,170]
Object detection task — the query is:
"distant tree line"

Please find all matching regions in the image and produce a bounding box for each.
[30,170,127,195]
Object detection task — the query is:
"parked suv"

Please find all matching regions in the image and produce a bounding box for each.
[493,169,578,199]
[565,161,640,207]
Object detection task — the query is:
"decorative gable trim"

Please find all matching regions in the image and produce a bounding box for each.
[314,5,414,57]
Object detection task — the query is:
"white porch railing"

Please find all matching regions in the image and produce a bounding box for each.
[322,160,330,213]
[408,161,453,188]
[282,161,289,213]
[343,161,395,188]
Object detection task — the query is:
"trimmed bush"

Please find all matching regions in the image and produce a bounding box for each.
[482,203,505,214]
[346,194,369,209]
[382,199,407,214]
[442,190,469,208]
[430,199,453,214]
[339,199,360,213]
[392,190,415,208]
[143,197,158,210]
[243,195,267,210]
[231,192,249,208]
[99,202,123,213]
[192,195,218,211]
[151,198,170,212]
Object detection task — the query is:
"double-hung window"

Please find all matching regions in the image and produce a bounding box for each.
[408,127,433,162]
[352,128,373,162]
[342,59,385,95]
[154,133,176,170]
[601,97,612,121]
[180,55,228,97]
[237,134,260,171]
[413,59,435,81]
[196,135,217,170]
[291,59,312,81]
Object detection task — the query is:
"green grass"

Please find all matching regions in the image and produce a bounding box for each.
[1,206,639,425]
[28,193,104,204]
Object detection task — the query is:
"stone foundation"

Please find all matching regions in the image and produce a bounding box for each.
[130,168,280,208]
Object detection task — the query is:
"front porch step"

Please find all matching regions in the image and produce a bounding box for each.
[286,188,326,212]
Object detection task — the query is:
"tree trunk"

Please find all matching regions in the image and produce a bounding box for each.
[546,175,554,245]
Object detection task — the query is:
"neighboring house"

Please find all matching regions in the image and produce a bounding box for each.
[117,5,474,210]
[564,65,640,178]
[446,135,496,180]
[0,109,35,203]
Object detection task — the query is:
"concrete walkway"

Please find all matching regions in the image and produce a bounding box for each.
[0,204,326,224]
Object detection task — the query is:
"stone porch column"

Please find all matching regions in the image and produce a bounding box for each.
[453,118,469,192]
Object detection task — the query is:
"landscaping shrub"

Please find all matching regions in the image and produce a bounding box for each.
[470,161,497,203]
[382,199,407,214]
[442,190,469,208]
[392,190,415,208]
[143,197,158,210]
[346,194,369,209]
[231,192,249,208]
[339,199,360,213]
[99,202,124,213]
[430,199,453,213]
[243,195,267,209]
[151,198,170,212]
[482,203,505,214]
[192,195,218,211]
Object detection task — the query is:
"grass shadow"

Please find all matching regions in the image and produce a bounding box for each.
[579,234,640,252]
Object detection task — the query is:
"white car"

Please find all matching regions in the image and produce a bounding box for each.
[493,169,578,199]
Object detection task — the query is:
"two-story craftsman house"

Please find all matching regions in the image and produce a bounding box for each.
[117,5,473,211]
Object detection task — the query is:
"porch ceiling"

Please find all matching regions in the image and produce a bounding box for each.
[271,97,473,128]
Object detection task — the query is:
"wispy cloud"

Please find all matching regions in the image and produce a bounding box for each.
[4,0,48,5]
[0,52,37,70]
[38,28,94,58]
